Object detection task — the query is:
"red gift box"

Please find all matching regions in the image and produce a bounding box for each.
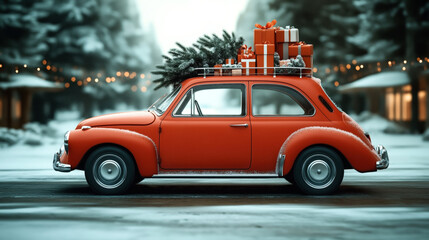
[214,64,223,76]
[253,19,277,45]
[241,58,256,76]
[238,47,254,63]
[276,43,292,60]
[288,43,313,69]
[255,44,275,75]
[225,58,235,65]
[254,28,276,45]
[275,27,299,43]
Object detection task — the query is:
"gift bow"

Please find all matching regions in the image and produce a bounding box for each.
[291,41,306,46]
[240,45,254,59]
[243,50,254,59]
[255,19,277,29]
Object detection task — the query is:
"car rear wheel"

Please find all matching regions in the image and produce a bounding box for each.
[293,146,344,195]
[85,146,135,195]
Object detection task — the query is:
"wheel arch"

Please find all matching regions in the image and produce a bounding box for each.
[68,128,158,177]
[290,144,352,174]
[278,126,379,176]
[76,143,138,172]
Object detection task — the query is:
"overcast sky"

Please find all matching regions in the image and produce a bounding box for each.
[137,0,249,54]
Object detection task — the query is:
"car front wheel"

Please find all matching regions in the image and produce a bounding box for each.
[293,146,344,195]
[85,146,135,195]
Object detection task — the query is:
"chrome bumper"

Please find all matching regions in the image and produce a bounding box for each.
[375,145,389,170]
[53,146,71,172]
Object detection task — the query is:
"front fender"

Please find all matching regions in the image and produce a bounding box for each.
[68,128,158,177]
[278,127,379,176]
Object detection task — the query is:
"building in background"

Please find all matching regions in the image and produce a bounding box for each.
[339,71,428,132]
[0,74,61,129]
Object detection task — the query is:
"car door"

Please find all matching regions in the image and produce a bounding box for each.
[159,83,251,170]
[249,82,326,172]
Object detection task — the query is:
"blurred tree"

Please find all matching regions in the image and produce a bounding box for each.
[35,0,161,118]
[0,1,57,66]
[268,0,362,66]
[1,0,162,122]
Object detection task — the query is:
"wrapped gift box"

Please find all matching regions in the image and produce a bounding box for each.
[225,58,235,65]
[276,43,313,68]
[241,58,256,76]
[238,47,254,63]
[275,26,299,43]
[214,64,223,76]
[255,44,275,75]
[288,43,313,70]
[254,28,276,45]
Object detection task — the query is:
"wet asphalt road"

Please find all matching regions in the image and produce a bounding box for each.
[1,172,429,240]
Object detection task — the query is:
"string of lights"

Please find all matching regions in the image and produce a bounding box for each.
[0,59,152,93]
[1,57,428,91]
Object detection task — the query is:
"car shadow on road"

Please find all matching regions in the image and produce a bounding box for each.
[50,182,382,208]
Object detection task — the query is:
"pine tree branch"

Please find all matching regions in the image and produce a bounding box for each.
[152,30,244,90]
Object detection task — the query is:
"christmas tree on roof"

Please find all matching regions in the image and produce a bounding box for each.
[152,30,244,89]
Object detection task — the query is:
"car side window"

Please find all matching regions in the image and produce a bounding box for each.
[174,84,246,117]
[252,84,314,116]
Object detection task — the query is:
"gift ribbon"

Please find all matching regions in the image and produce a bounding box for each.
[242,59,256,76]
[255,19,277,29]
[280,26,299,42]
[264,44,267,75]
[282,43,289,60]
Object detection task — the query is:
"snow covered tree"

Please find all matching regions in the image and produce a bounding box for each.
[152,31,244,90]
[1,0,162,121]
[0,1,56,67]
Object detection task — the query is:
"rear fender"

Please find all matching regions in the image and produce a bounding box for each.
[68,128,158,177]
[277,126,379,176]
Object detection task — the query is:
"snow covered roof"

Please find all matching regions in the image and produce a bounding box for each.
[0,74,62,90]
[339,72,410,93]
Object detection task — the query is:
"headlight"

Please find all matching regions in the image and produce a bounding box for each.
[64,131,70,153]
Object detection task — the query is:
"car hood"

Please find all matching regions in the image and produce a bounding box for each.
[76,111,155,129]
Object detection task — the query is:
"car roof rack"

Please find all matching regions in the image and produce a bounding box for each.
[194,66,313,79]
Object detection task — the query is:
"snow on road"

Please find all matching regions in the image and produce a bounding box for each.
[1,204,428,240]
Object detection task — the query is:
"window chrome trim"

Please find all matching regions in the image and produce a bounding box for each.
[191,88,195,116]
[172,83,248,118]
[250,84,316,118]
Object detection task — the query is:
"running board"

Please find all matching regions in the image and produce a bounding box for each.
[152,173,279,178]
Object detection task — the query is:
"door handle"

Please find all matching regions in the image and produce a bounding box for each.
[230,123,248,128]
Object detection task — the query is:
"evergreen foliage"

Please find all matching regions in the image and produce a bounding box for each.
[152,30,244,90]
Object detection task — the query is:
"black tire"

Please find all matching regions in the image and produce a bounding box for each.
[134,175,144,184]
[85,146,136,195]
[284,172,295,184]
[293,146,344,195]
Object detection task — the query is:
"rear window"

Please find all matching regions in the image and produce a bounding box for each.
[319,85,342,112]
[252,84,315,116]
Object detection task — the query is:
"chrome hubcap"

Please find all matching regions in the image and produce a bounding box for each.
[99,160,121,181]
[302,154,336,189]
[307,160,330,181]
[93,154,127,189]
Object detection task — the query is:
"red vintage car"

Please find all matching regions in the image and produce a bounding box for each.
[53,73,389,195]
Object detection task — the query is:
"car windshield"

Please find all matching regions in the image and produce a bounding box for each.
[148,86,181,115]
